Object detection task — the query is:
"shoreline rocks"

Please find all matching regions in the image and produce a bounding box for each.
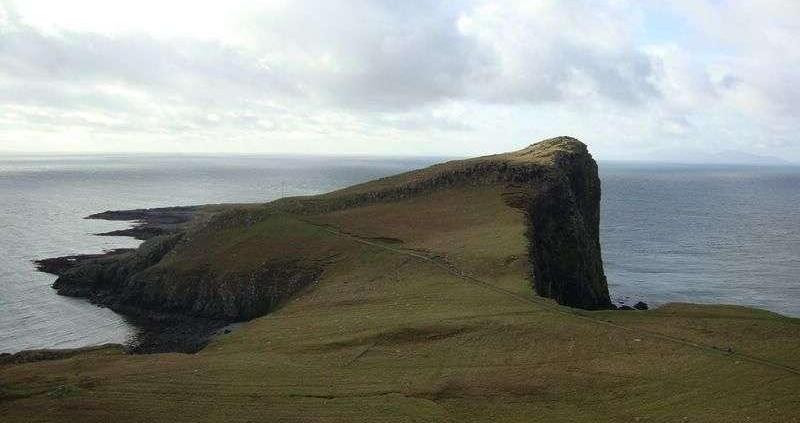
[34,249,134,276]
[88,206,199,240]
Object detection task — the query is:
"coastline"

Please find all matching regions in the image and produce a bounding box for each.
[29,199,641,358]
[22,138,793,362]
[32,206,230,355]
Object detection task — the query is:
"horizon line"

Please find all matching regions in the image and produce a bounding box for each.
[0,150,796,166]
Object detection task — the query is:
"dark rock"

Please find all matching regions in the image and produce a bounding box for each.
[95,227,166,240]
[514,137,612,309]
[88,206,198,225]
[51,234,184,298]
[124,313,229,354]
[49,230,322,323]
[34,249,133,276]
[633,301,649,310]
[89,206,199,240]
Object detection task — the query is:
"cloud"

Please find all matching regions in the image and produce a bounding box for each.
[665,1,800,115]
[1,0,658,111]
[0,0,799,159]
[0,19,297,107]
[205,0,659,109]
[454,1,658,105]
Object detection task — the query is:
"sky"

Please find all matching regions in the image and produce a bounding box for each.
[1,0,799,161]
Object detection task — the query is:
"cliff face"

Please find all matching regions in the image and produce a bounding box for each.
[49,233,321,322]
[515,138,611,309]
[42,136,611,333]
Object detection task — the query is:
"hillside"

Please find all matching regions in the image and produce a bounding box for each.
[39,136,610,334]
[2,137,799,422]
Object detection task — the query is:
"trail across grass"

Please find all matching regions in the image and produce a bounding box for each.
[309,218,800,378]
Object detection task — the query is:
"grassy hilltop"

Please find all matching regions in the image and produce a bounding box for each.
[2,137,799,422]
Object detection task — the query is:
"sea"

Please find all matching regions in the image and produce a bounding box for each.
[1,155,798,353]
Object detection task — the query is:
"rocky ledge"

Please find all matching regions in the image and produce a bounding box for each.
[37,229,322,353]
[90,206,200,240]
[512,138,612,309]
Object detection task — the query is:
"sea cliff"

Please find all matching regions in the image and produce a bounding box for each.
[39,137,610,343]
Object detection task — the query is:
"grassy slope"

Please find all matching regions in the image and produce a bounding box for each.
[2,145,800,422]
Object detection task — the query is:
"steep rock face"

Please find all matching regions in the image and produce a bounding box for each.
[49,234,321,322]
[52,234,184,299]
[114,259,321,321]
[515,137,611,309]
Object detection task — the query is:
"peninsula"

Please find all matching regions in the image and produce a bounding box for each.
[2,137,799,422]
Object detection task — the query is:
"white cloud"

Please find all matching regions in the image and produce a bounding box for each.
[0,0,798,160]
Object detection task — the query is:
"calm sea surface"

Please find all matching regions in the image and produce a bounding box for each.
[600,162,800,315]
[1,156,798,353]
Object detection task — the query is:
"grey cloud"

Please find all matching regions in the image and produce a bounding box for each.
[0,15,298,111]
[0,0,663,135]
[0,0,661,119]
[2,0,798,159]
[241,1,658,109]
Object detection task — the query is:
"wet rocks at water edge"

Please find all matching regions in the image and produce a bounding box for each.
[615,300,649,311]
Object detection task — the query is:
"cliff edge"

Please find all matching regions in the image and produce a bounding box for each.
[514,137,611,309]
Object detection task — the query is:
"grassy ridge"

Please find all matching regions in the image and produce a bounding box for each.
[3,192,798,421]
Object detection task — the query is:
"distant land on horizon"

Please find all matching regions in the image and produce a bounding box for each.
[628,148,795,166]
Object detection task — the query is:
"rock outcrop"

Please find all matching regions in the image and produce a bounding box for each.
[514,137,612,309]
[44,234,321,322]
[89,206,200,240]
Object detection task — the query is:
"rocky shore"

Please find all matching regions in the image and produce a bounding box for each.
[36,252,231,354]
[34,206,226,354]
[89,206,199,240]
